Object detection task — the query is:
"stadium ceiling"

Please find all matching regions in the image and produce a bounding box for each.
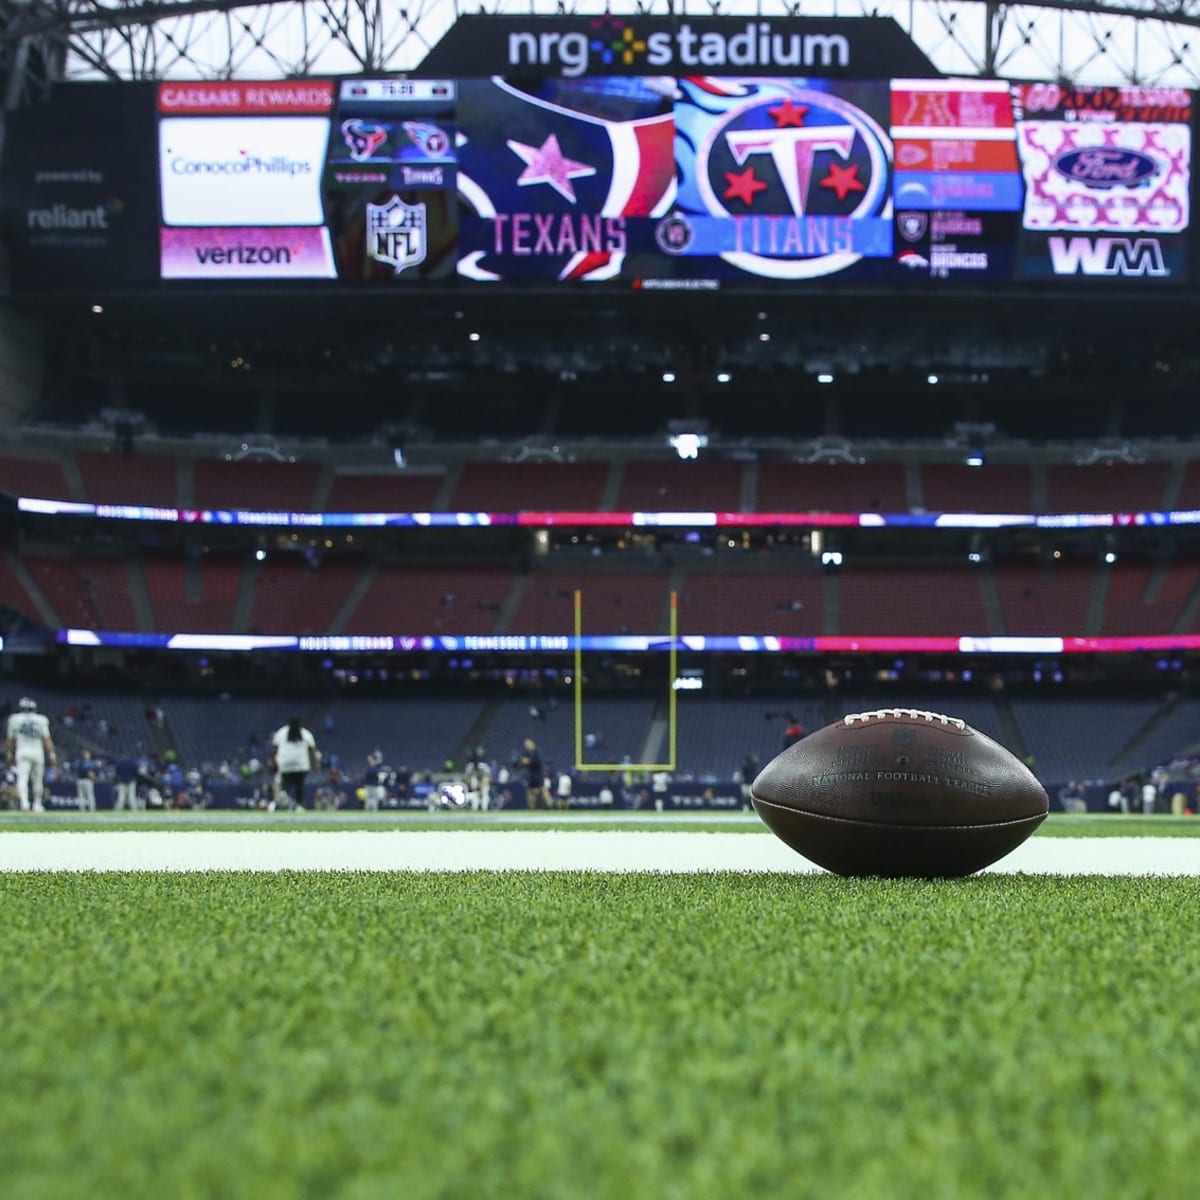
[0,0,1198,103]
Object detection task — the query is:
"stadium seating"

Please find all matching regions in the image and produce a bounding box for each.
[76,451,179,508]
[1101,562,1197,636]
[1045,463,1169,514]
[994,562,1095,636]
[755,462,908,512]
[449,462,610,511]
[324,472,445,512]
[247,557,366,635]
[142,553,244,633]
[192,460,322,511]
[22,555,141,631]
[343,565,513,635]
[671,697,828,780]
[615,460,745,512]
[917,463,1033,513]
[837,565,989,636]
[676,570,824,635]
[0,453,72,500]
[508,571,667,635]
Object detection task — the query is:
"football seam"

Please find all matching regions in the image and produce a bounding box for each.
[750,795,1048,832]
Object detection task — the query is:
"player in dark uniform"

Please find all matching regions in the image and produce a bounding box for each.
[519,737,549,810]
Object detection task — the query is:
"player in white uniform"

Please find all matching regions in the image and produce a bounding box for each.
[6,697,57,812]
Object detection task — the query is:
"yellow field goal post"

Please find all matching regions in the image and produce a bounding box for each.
[572,588,677,773]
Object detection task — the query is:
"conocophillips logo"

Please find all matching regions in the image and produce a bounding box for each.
[507,19,850,78]
[166,149,313,176]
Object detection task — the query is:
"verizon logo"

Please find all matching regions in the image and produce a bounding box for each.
[1047,236,1169,277]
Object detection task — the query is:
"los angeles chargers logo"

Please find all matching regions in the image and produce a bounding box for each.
[675,78,893,280]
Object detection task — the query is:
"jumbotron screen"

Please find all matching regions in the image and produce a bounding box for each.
[5,77,1193,290]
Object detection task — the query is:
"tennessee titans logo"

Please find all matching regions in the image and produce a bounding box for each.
[341,119,388,162]
[676,79,892,280]
[402,121,452,160]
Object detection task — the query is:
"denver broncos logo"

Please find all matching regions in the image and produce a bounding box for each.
[340,119,388,162]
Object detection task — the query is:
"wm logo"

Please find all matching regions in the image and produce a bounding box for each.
[1047,236,1169,277]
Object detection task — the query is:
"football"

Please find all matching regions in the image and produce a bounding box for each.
[751,707,1049,877]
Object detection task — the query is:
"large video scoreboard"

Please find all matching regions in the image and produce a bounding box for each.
[3,74,1193,291]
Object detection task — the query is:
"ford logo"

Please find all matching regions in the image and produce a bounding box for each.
[1052,147,1159,189]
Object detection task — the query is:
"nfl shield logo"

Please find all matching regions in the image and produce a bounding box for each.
[898,212,928,244]
[366,195,427,275]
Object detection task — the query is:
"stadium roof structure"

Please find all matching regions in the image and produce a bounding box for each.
[0,0,1198,104]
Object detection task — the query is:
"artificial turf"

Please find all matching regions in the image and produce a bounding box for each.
[2,872,1199,1198]
[0,812,1198,835]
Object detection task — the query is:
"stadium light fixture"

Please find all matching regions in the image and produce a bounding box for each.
[965,452,984,467]
[1105,551,1117,564]
[927,374,940,385]
[817,373,834,384]
[821,550,843,568]
[662,372,676,383]
[716,372,732,383]
[669,432,707,460]
[90,304,104,315]
[468,331,481,342]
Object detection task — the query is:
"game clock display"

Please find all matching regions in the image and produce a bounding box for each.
[147,77,1193,287]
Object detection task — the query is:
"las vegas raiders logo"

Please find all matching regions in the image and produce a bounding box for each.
[898,212,928,243]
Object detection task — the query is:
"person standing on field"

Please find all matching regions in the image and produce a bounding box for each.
[5,697,56,813]
[270,716,320,813]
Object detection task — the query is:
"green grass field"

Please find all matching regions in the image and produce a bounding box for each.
[0,811,1198,835]
[3,870,1200,1198]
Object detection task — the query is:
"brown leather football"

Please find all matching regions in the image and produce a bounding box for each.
[751,707,1048,877]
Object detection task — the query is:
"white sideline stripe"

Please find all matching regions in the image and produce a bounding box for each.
[0,832,1199,875]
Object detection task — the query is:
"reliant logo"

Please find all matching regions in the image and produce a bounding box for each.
[1047,235,1169,277]
[27,203,111,230]
[508,19,849,79]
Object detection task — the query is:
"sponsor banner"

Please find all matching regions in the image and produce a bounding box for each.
[893,171,1022,211]
[1020,232,1187,282]
[894,210,1017,281]
[157,80,334,115]
[160,226,336,279]
[1017,122,1190,233]
[893,137,1019,173]
[891,79,1015,129]
[418,15,936,79]
[1013,83,1192,124]
[2,82,159,292]
[159,116,328,227]
[672,77,893,282]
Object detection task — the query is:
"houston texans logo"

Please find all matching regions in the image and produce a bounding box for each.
[341,119,388,162]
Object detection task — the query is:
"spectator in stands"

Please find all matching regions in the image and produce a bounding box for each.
[465,758,492,811]
[6,696,57,814]
[1058,780,1087,815]
[269,716,320,813]
[114,755,140,811]
[518,738,549,810]
[783,715,805,750]
[651,769,672,813]
[1107,783,1130,814]
[75,749,97,812]
[739,753,760,811]
[1141,777,1159,815]
[555,768,574,810]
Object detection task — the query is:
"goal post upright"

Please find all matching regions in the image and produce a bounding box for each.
[572,587,679,774]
